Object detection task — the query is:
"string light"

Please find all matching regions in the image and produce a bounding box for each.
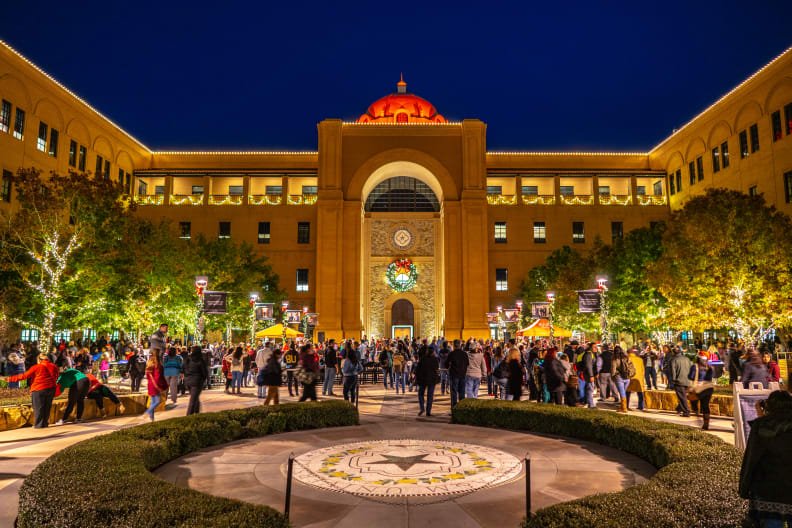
[208,194,244,206]
[153,150,318,156]
[487,151,648,156]
[249,195,283,206]
[170,194,204,206]
[521,195,555,205]
[486,194,517,205]
[135,195,164,205]
[637,195,667,206]
[342,121,463,126]
[560,195,595,205]
[287,194,318,205]
[598,194,632,206]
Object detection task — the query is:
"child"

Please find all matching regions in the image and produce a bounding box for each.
[99,353,110,384]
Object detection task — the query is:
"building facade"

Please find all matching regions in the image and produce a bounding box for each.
[2,40,792,341]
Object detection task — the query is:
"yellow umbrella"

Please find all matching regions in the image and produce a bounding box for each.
[255,324,304,339]
[515,318,573,338]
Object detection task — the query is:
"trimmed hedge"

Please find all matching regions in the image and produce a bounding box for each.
[452,399,745,528]
[18,401,358,528]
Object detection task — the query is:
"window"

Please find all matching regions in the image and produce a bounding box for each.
[68,140,77,167]
[696,156,704,182]
[229,185,243,195]
[669,173,675,195]
[572,221,585,243]
[748,185,758,197]
[598,185,610,196]
[20,329,39,342]
[675,169,682,193]
[13,108,25,140]
[138,181,148,195]
[1,170,12,202]
[103,160,110,180]
[37,121,48,152]
[560,185,574,196]
[688,161,696,185]
[653,181,663,195]
[636,185,646,196]
[95,156,104,178]
[0,100,10,133]
[125,173,131,195]
[533,221,546,243]
[521,185,538,195]
[721,141,730,168]
[494,221,507,243]
[297,222,310,244]
[218,221,231,239]
[154,185,165,195]
[48,128,58,157]
[495,268,508,291]
[302,185,318,195]
[118,168,124,185]
[179,222,191,239]
[611,221,624,243]
[78,145,87,171]
[258,221,270,244]
[749,124,760,153]
[739,130,749,158]
[785,171,792,204]
[296,269,309,292]
[785,102,792,136]
[711,147,720,173]
[486,185,503,194]
[265,185,282,195]
[191,185,204,195]
[772,110,783,142]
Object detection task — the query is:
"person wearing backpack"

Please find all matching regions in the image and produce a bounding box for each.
[625,347,646,411]
[577,343,597,409]
[392,345,407,394]
[492,347,509,399]
[261,350,283,405]
[611,346,634,413]
[379,346,393,389]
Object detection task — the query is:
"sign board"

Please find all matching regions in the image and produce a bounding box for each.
[203,291,227,314]
[577,289,601,313]
[486,312,499,324]
[255,303,275,321]
[305,313,319,326]
[733,382,781,450]
[285,310,302,324]
[502,309,521,323]
[531,302,550,318]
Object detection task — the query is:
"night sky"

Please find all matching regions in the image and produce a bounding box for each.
[4,1,791,151]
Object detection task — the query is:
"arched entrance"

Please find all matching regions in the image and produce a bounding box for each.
[390,299,414,339]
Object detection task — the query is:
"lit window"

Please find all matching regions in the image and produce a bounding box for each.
[495,268,508,291]
[297,222,310,244]
[688,161,696,185]
[191,185,204,195]
[0,100,10,133]
[598,185,610,196]
[37,121,48,152]
[1,170,12,203]
[521,185,538,195]
[68,140,77,167]
[772,111,782,142]
[696,156,704,182]
[13,108,25,140]
[78,145,87,171]
[560,186,574,196]
[486,185,503,195]
[179,222,191,239]
[258,221,270,244]
[21,329,39,342]
[265,185,282,195]
[229,185,243,196]
[296,268,309,292]
[302,185,318,195]
[711,147,720,173]
[785,171,792,203]
[533,221,546,243]
[749,124,760,153]
[138,181,148,195]
[611,221,623,243]
[721,141,730,168]
[739,130,749,158]
[572,221,585,244]
[218,221,231,239]
[653,181,662,195]
[494,221,507,243]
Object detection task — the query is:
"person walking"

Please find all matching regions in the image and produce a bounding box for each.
[688,352,715,429]
[625,347,646,412]
[322,341,338,396]
[54,368,91,424]
[283,344,299,397]
[162,347,184,405]
[447,340,469,407]
[438,341,450,395]
[128,348,146,393]
[342,346,364,403]
[465,343,486,399]
[298,344,320,402]
[148,324,168,359]
[666,346,693,417]
[644,346,660,390]
[577,344,597,408]
[392,345,407,394]
[416,346,440,416]
[544,348,567,405]
[611,346,634,413]
[507,348,524,401]
[262,350,283,405]
[492,348,509,399]
[144,354,168,422]
[378,345,393,389]
[4,353,60,428]
[742,350,769,388]
[763,352,781,384]
[597,344,619,403]
[230,347,245,394]
[184,346,209,415]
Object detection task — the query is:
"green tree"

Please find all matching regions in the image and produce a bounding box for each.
[649,188,792,338]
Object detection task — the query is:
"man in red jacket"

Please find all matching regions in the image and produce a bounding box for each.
[5,353,60,428]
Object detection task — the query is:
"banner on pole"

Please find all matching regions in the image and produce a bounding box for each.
[502,309,521,323]
[285,310,302,324]
[577,289,601,313]
[486,312,499,324]
[531,302,550,318]
[255,303,275,321]
[203,291,227,314]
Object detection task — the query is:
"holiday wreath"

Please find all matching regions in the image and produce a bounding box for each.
[386,258,418,292]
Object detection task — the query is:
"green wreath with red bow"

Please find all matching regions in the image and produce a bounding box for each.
[386,258,418,292]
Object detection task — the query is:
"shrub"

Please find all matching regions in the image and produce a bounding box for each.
[452,399,745,528]
[18,400,358,528]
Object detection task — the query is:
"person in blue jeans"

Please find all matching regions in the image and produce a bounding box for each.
[611,346,632,413]
[465,344,485,399]
[415,346,439,416]
[392,346,407,394]
[323,341,339,396]
[378,347,393,389]
[341,347,363,402]
[447,340,469,407]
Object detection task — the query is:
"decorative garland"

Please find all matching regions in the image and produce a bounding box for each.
[386,258,418,292]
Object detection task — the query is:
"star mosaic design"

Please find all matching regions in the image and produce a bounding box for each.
[367,453,444,472]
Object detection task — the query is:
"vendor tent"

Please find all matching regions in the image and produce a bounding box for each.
[515,318,573,338]
[255,324,304,339]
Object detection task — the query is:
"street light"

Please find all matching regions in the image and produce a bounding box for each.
[194,276,208,344]
[596,276,609,344]
[249,292,259,345]
[546,292,556,342]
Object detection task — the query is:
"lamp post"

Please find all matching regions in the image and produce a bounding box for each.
[281,300,289,341]
[597,276,609,344]
[194,276,208,345]
[546,292,556,342]
[249,292,259,346]
[496,305,504,340]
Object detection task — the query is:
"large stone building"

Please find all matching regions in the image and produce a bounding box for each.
[2,40,791,341]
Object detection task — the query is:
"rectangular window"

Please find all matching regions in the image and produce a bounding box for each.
[739,130,749,158]
[721,141,730,168]
[636,185,646,196]
[689,161,696,185]
[302,185,318,195]
[68,140,77,167]
[218,221,231,239]
[103,160,110,180]
[560,185,574,196]
[296,268,309,292]
[228,185,243,195]
[95,156,103,178]
[696,156,704,182]
[611,221,624,243]
[785,171,792,204]
[13,108,25,140]
[676,169,682,193]
[1,170,12,202]
[711,147,720,173]
[78,145,87,171]
[486,185,503,194]
[179,221,191,239]
[191,185,204,195]
[521,185,538,195]
[598,185,611,196]
[154,185,165,195]
[37,121,48,152]
[653,181,663,195]
[669,173,675,195]
[0,100,10,133]
[494,221,507,243]
[572,221,585,244]
[772,110,783,142]
[297,221,310,244]
[748,185,758,197]
[48,128,58,157]
[118,168,124,185]
[495,268,508,291]
[785,102,792,136]
[125,173,131,195]
[533,221,546,243]
[258,221,270,244]
[265,185,282,195]
[749,123,760,153]
[138,181,148,195]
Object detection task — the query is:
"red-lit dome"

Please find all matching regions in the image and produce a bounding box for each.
[357,75,446,124]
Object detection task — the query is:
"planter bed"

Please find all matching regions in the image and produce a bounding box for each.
[644,389,734,417]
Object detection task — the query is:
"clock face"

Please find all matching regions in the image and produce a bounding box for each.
[393,229,413,249]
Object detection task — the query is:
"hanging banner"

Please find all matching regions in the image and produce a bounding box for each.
[305,313,319,326]
[255,303,275,321]
[285,310,303,324]
[531,302,550,318]
[486,312,499,324]
[577,289,601,313]
[502,309,521,323]
[203,291,227,314]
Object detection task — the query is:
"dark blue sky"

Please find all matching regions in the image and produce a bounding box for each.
[4,1,791,151]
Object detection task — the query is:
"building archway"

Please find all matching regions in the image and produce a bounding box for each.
[384,292,422,339]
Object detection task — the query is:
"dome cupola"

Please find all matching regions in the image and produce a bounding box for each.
[357,75,446,124]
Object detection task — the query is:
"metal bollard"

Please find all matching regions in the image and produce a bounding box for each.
[285,453,295,520]
[525,454,531,519]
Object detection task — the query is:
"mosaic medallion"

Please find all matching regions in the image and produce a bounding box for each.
[293,439,522,497]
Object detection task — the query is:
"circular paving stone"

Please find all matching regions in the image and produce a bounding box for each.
[292,439,523,497]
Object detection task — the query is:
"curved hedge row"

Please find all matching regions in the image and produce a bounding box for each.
[18,401,359,528]
[452,399,745,528]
